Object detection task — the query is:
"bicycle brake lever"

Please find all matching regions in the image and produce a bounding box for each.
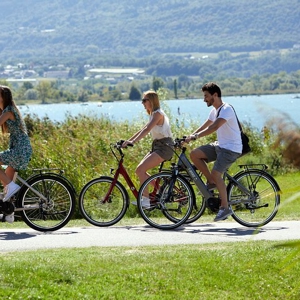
[115,140,125,148]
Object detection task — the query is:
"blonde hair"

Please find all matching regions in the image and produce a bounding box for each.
[143,90,160,115]
[0,85,27,134]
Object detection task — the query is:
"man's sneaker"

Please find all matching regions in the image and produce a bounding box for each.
[3,181,20,202]
[131,196,152,209]
[0,213,14,224]
[214,207,233,222]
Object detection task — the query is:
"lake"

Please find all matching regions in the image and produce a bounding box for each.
[18,93,300,130]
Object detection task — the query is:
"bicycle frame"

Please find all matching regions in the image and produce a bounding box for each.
[177,148,213,199]
[0,172,46,215]
[103,142,167,203]
[1,169,71,213]
[173,139,257,202]
[15,175,47,202]
[101,143,139,204]
[108,157,139,200]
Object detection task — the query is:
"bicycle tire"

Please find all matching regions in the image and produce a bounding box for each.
[160,170,206,224]
[179,171,206,224]
[79,176,129,227]
[227,169,280,227]
[137,172,194,230]
[17,174,76,232]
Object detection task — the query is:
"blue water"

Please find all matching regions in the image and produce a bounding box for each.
[18,94,300,129]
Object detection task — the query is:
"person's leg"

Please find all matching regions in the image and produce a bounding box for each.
[190,144,216,185]
[136,152,164,185]
[0,162,12,186]
[136,152,164,196]
[212,148,240,221]
[211,169,227,207]
[5,166,16,182]
[0,163,18,222]
[0,163,20,202]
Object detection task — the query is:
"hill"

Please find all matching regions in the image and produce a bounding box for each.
[0,0,299,61]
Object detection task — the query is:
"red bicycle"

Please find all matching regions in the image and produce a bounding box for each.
[78,140,194,229]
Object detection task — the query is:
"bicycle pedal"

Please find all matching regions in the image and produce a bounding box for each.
[0,201,15,215]
[207,197,221,213]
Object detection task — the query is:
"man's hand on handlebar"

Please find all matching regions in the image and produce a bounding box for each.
[184,134,198,144]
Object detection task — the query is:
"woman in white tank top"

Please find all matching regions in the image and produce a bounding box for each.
[122,90,174,207]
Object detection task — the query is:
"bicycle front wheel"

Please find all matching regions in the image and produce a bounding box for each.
[137,172,194,230]
[17,174,75,232]
[227,169,280,227]
[179,171,206,224]
[79,176,129,227]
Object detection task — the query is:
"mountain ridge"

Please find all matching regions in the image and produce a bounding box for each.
[0,0,299,61]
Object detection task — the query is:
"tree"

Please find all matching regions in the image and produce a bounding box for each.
[24,89,38,100]
[152,77,164,91]
[36,81,52,104]
[173,79,178,99]
[23,82,34,90]
[78,90,89,102]
[129,84,141,100]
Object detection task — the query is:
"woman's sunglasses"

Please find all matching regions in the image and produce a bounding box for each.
[142,98,149,103]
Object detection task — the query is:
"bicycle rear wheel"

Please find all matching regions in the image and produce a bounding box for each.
[17,174,75,232]
[137,172,194,230]
[79,176,129,227]
[227,169,280,227]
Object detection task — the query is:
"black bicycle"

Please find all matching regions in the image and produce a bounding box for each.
[138,138,281,227]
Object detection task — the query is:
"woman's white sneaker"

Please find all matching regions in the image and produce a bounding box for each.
[3,182,20,202]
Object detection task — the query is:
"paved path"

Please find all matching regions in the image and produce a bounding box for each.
[1,221,300,252]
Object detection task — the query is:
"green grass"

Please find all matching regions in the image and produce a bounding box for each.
[0,241,299,299]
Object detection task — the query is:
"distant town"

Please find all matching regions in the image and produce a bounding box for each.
[0,63,148,86]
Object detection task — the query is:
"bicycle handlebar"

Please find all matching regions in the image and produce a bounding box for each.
[173,135,197,148]
[109,140,134,161]
[173,137,187,149]
[115,140,134,149]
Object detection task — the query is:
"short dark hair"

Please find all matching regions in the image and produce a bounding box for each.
[201,82,222,97]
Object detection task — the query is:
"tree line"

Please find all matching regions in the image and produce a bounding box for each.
[2,69,299,105]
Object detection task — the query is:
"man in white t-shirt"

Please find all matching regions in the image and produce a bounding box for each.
[185,82,242,221]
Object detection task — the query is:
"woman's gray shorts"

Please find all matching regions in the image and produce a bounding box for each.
[151,137,174,161]
[198,142,241,173]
